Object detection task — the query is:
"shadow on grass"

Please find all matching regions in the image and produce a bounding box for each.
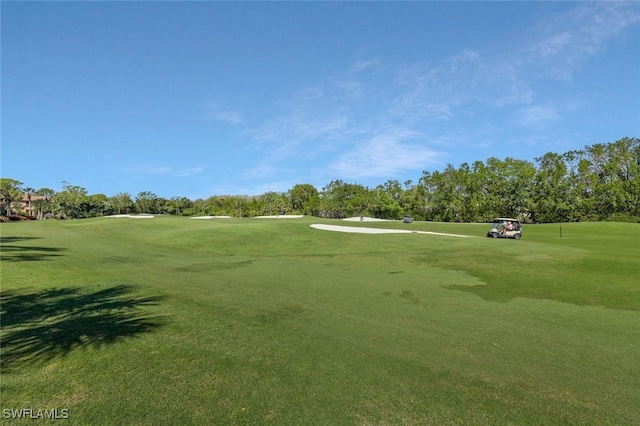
[411,252,640,312]
[0,236,66,262]
[444,281,640,312]
[0,285,166,371]
[0,237,42,243]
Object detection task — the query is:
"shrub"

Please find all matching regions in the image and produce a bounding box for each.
[605,213,640,223]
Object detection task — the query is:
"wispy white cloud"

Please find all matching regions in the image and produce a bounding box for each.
[214,111,242,125]
[350,58,381,73]
[246,179,301,196]
[205,177,302,197]
[526,2,640,79]
[124,163,205,178]
[327,130,441,180]
[519,104,562,127]
[250,82,355,162]
[235,1,639,186]
[203,103,242,125]
[124,163,172,175]
[252,114,351,161]
[172,166,205,178]
[243,164,280,180]
[533,31,573,58]
[567,2,640,47]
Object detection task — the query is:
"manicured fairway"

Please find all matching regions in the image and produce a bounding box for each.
[1,217,638,425]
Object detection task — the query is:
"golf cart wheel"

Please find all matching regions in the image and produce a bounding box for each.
[514,233,521,240]
[491,232,499,238]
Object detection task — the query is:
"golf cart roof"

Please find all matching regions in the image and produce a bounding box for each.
[493,217,519,222]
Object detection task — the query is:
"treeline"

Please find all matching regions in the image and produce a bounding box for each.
[2,137,639,223]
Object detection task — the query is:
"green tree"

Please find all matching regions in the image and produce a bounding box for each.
[288,184,319,215]
[83,194,113,217]
[623,138,640,218]
[135,191,161,214]
[109,193,135,214]
[320,180,369,218]
[455,163,485,222]
[35,188,55,197]
[52,182,88,219]
[401,180,429,220]
[420,165,466,222]
[204,196,229,216]
[22,187,36,216]
[532,152,571,223]
[184,198,207,216]
[166,197,192,216]
[370,182,403,219]
[230,196,248,218]
[34,188,55,219]
[260,192,289,216]
[31,198,48,220]
[483,157,535,219]
[0,178,23,216]
[590,138,640,220]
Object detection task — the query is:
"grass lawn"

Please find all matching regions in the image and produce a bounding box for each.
[1,217,639,425]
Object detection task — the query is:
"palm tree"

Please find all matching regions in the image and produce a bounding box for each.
[23,187,35,216]
[12,200,23,216]
[32,198,46,220]
[34,188,55,220]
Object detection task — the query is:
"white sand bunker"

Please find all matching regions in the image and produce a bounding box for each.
[190,216,232,219]
[255,215,304,219]
[310,224,472,238]
[106,214,154,219]
[342,216,392,222]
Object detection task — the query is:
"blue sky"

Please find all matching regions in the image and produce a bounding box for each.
[2,2,639,199]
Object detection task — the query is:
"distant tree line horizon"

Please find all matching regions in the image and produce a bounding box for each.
[2,137,639,223]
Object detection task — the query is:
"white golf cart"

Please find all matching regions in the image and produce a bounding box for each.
[487,218,522,239]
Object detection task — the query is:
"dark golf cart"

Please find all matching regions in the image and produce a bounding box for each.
[487,218,522,239]
[403,215,413,223]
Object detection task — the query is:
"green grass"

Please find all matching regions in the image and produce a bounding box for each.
[1,217,639,425]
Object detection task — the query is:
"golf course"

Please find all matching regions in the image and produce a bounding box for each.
[1,216,638,425]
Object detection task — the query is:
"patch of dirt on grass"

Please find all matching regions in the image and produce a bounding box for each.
[399,290,420,305]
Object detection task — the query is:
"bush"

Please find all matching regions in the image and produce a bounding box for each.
[605,213,640,223]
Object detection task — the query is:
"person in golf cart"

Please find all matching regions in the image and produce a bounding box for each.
[501,221,514,234]
[487,218,522,239]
